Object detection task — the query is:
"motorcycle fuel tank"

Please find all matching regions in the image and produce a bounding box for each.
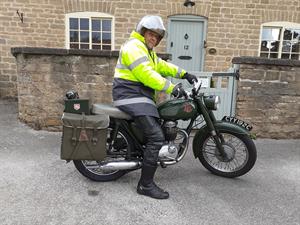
[158,99,198,121]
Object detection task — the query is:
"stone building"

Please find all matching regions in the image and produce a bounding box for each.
[1,0,300,138]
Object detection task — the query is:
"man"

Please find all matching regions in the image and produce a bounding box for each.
[113,15,197,199]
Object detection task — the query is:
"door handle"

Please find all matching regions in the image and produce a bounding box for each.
[170,42,173,47]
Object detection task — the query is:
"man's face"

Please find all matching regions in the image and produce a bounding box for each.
[144,30,161,50]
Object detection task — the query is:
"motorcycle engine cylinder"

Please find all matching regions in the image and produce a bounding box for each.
[162,121,177,141]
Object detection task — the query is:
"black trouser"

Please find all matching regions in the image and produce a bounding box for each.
[134,116,165,167]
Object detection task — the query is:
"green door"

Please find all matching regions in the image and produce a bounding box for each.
[167,15,207,72]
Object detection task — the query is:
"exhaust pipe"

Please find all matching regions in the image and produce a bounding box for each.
[97,161,141,171]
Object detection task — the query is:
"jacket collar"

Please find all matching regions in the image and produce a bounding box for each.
[130,31,145,44]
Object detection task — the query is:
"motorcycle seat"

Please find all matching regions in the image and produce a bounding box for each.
[92,103,132,120]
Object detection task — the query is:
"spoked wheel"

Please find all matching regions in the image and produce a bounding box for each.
[73,126,135,182]
[198,131,257,178]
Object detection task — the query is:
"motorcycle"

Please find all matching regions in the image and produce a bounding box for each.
[66,81,257,181]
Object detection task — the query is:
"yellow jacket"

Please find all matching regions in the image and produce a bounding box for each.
[113,31,186,118]
[114,31,186,94]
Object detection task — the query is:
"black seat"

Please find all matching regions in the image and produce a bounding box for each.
[92,103,132,120]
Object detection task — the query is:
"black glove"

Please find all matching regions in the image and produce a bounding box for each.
[171,83,186,98]
[183,72,198,84]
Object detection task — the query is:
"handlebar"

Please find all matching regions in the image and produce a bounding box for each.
[173,80,202,100]
[186,80,202,99]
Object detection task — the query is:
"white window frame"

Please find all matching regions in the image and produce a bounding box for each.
[65,12,115,50]
[259,21,300,60]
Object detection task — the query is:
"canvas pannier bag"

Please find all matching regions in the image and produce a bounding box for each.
[61,112,109,160]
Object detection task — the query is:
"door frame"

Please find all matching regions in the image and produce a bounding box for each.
[167,15,207,71]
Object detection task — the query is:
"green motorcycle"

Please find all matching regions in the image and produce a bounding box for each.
[72,81,257,181]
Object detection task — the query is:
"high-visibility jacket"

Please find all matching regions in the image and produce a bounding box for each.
[112,31,186,118]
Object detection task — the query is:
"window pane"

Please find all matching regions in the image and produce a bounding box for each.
[70,31,78,42]
[292,42,300,53]
[92,45,101,49]
[80,44,89,49]
[293,29,300,40]
[80,31,89,43]
[80,18,89,30]
[283,29,293,40]
[282,41,291,52]
[70,43,79,49]
[260,52,268,58]
[102,33,111,44]
[102,45,111,50]
[92,32,101,43]
[92,20,101,31]
[102,20,111,31]
[260,41,269,52]
[291,54,299,60]
[281,53,290,59]
[270,53,278,58]
[69,18,78,29]
[262,27,281,40]
[270,41,279,52]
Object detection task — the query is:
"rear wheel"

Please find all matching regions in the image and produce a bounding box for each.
[198,131,257,178]
[73,125,135,182]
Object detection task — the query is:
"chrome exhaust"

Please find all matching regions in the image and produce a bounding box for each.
[98,161,141,171]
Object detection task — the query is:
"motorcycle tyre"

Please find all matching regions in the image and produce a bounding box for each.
[198,131,257,178]
[73,125,135,182]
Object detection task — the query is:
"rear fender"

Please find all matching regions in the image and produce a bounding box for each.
[192,121,251,158]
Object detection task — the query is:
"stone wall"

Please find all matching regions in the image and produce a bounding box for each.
[2,0,300,98]
[12,48,118,130]
[233,57,300,139]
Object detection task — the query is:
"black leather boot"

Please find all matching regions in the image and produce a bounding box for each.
[137,164,169,199]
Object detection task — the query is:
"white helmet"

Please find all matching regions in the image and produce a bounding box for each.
[136,15,166,39]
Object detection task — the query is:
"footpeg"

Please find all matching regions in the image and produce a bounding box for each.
[159,161,167,168]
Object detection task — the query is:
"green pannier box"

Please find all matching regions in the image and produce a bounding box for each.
[64,99,90,115]
[61,112,109,160]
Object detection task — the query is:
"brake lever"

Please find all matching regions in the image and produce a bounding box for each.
[196,81,202,93]
[183,90,188,99]
[190,80,202,97]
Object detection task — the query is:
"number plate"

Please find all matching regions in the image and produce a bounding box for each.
[222,116,253,131]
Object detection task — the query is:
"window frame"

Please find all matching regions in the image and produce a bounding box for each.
[259,22,300,60]
[65,12,115,50]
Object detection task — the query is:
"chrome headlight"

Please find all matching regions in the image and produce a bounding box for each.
[204,95,221,110]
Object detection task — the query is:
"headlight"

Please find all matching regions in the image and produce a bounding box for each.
[204,95,221,110]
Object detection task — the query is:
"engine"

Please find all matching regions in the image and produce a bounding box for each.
[159,121,179,160]
[162,121,178,142]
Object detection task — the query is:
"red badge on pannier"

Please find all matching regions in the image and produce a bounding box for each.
[74,103,80,111]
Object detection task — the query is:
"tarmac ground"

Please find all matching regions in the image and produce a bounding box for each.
[0,100,299,225]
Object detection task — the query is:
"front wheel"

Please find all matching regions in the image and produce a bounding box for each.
[198,131,257,178]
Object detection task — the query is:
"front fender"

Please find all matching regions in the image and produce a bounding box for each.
[192,121,251,158]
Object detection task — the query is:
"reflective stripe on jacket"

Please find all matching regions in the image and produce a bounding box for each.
[113,31,186,117]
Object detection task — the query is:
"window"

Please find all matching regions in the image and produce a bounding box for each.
[66,12,114,50]
[259,22,300,60]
